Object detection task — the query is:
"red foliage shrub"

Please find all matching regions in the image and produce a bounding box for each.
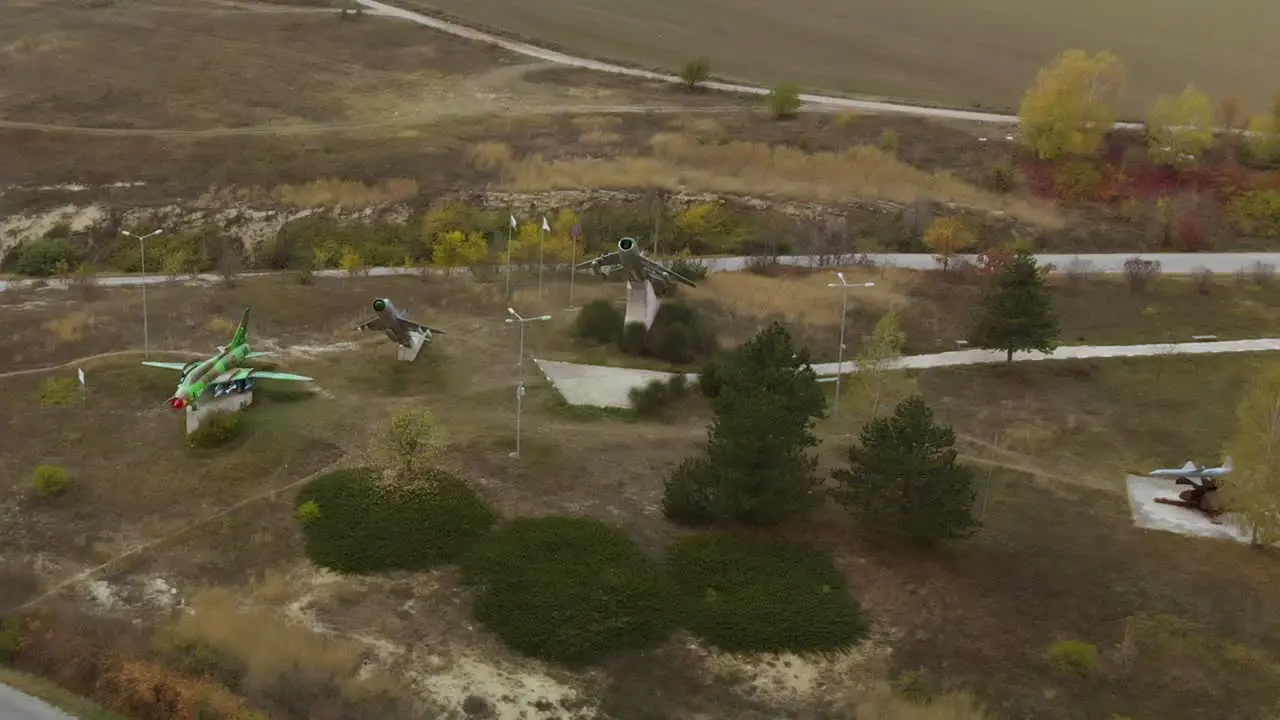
[976,245,1014,279]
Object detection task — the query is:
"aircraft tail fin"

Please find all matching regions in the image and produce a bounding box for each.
[1182,461,1197,472]
[229,307,250,348]
[1223,456,1233,472]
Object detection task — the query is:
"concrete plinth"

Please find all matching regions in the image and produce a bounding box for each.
[397,331,427,362]
[624,279,660,330]
[186,390,253,435]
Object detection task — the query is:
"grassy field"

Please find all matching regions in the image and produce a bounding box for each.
[2,268,1280,718]
[396,0,1279,115]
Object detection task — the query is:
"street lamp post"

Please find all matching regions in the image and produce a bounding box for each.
[122,228,163,359]
[504,307,552,458]
[567,222,581,310]
[825,272,876,416]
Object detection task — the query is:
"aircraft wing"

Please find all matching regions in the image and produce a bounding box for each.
[141,361,191,371]
[643,256,697,287]
[403,319,445,335]
[577,251,621,271]
[355,316,385,332]
[211,368,312,384]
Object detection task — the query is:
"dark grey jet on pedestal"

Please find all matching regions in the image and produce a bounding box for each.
[355,298,444,348]
[574,237,697,291]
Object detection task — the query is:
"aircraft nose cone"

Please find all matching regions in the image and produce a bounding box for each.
[373,299,386,312]
[618,237,635,251]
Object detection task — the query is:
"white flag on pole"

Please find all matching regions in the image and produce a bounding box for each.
[509,214,517,229]
[77,368,85,387]
[541,216,550,232]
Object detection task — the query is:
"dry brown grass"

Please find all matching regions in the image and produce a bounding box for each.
[170,587,399,698]
[854,683,993,719]
[501,132,1062,227]
[570,115,623,132]
[205,317,235,336]
[578,130,624,145]
[465,141,514,171]
[685,267,906,326]
[270,178,420,209]
[43,311,93,344]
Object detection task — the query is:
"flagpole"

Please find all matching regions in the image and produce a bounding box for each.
[505,214,515,302]
[537,216,547,299]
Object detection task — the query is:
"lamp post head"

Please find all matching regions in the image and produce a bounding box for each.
[506,307,519,320]
[861,282,876,288]
[836,271,846,283]
[534,315,552,322]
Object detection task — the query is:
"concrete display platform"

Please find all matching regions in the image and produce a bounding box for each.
[1124,475,1252,544]
[535,359,695,408]
[624,279,660,330]
[186,390,253,435]
[398,330,427,363]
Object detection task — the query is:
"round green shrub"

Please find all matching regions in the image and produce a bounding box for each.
[296,467,497,574]
[645,303,718,365]
[14,237,81,277]
[31,465,69,498]
[618,321,648,356]
[667,532,869,654]
[186,411,245,450]
[573,299,623,344]
[460,516,675,664]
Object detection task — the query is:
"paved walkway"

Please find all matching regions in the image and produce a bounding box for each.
[4,252,1279,292]
[536,337,1280,408]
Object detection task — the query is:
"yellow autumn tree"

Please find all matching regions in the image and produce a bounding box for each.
[1224,366,1280,546]
[922,216,977,271]
[1018,49,1126,160]
[1245,113,1280,166]
[420,199,472,258]
[542,209,584,263]
[432,230,489,274]
[507,220,544,264]
[1146,84,1216,166]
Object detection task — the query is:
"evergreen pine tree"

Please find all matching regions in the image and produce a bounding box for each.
[662,322,826,526]
[969,249,1059,362]
[832,395,979,548]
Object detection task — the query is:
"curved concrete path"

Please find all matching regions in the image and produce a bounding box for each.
[4,252,1279,292]
[0,683,76,720]
[360,0,1135,127]
[536,337,1280,408]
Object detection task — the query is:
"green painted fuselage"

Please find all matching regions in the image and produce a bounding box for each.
[172,342,252,406]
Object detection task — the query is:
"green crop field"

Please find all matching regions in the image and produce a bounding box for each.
[400,0,1278,116]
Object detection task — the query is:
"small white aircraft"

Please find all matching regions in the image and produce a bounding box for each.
[1147,457,1233,480]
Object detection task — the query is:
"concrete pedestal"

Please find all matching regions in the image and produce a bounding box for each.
[624,279,660,330]
[186,390,253,435]
[397,330,427,363]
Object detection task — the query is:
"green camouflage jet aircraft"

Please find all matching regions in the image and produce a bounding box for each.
[141,307,313,410]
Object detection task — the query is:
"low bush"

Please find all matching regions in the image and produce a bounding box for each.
[186,412,245,450]
[767,84,802,119]
[573,299,623,344]
[697,358,723,398]
[13,237,81,277]
[0,616,21,662]
[679,57,710,90]
[628,375,691,420]
[1045,639,1100,677]
[38,377,79,407]
[296,467,497,574]
[669,256,709,282]
[1122,257,1161,294]
[166,638,248,691]
[460,516,674,663]
[618,321,648,356]
[667,532,869,653]
[644,302,718,365]
[31,465,69,498]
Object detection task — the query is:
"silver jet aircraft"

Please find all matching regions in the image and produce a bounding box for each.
[1147,457,1233,480]
[355,298,444,348]
[575,237,697,290]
